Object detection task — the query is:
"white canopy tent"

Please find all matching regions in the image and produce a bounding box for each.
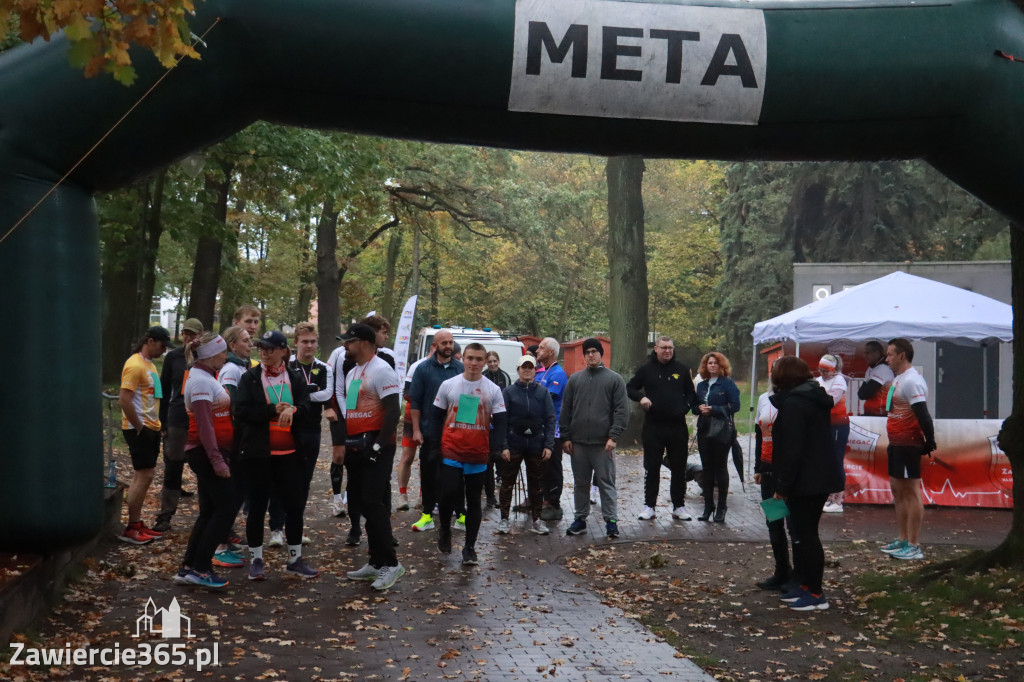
[747,271,1013,442]
[752,271,1013,345]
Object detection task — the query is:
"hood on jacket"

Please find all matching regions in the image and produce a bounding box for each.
[226,351,249,367]
[769,380,832,410]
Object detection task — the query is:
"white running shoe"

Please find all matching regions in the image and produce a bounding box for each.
[497,518,511,534]
[531,520,550,535]
[672,506,692,521]
[346,563,380,581]
[590,485,599,505]
[331,500,347,518]
[823,501,844,513]
[372,563,406,591]
[268,530,285,547]
[638,506,656,520]
[397,493,410,511]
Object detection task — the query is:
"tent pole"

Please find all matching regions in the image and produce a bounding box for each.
[748,343,758,481]
[982,342,988,419]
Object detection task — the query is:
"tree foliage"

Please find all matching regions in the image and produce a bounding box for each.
[0,0,202,84]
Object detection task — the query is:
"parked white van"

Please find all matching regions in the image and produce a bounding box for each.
[414,326,526,376]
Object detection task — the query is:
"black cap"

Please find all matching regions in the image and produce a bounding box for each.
[145,326,174,348]
[338,323,376,344]
[255,330,289,350]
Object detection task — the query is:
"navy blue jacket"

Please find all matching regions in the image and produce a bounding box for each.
[502,379,556,454]
[409,355,464,436]
[693,375,741,432]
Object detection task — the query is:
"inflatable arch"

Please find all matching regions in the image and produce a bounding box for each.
[2,0,1023,551]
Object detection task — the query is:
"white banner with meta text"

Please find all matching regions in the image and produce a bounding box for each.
[508,0,767,125]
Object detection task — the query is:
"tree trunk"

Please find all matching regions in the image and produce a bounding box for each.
[316,198,341,358]
[187,166,231,329]
[992,221,1024,561]
[429,258,440,325]
[606,156,649,447]
[100,174,166,384]
[381,228,404,324]
[295,213,315,324]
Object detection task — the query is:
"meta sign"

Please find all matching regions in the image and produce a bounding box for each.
[509,0,767,125]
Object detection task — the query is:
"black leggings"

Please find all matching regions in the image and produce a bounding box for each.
[182,447,241,572]
[697,433,730,509]
[438,464,484,549]
[759,472,794,577]
[239,453,305,548]
[788,494,829,593]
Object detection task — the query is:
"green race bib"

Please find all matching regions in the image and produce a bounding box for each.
[885,384,897,412]
[456,394,480,424]
[150,371,163,400]
[267,382,293,405]
[346,379,362,411]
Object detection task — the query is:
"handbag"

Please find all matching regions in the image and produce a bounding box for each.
[705,413,735,448]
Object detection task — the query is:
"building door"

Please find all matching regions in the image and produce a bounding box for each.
[935,342,999,419]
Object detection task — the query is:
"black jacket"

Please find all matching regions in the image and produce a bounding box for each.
[503,379,556,454]
[769,381,845,497]
[159,346,189,429]
[626,350,697,426]
[234,364,311,460]
[288,357,329,430]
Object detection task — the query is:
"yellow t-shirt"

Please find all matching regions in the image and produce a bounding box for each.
[120,353,162,431]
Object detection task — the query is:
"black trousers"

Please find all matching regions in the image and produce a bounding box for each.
[239,453,306,547]
[498,450,545,520]
[420,437,441,514]
[270,427,321,530]
[788,494,829,593]
[542,438,564,507]
[346,444,398,568]
[758,472,793,577]
[438,464,484,549]
[182,447,241,572]
[642,421,689,508]
[697,432,731,510]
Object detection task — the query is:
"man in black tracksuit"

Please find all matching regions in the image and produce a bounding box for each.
[626,336,698,521]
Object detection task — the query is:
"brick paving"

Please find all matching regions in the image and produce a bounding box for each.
[26,431,1011,681]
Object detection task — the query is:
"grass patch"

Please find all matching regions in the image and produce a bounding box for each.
[639,615,722,669]
[853,561,1024,650]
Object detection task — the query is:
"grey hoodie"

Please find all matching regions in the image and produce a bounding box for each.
[559,364,629,445]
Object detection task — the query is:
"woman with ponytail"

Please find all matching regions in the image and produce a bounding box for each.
[173,333,237,589]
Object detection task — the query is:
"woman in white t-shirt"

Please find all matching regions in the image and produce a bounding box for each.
[816,355,850,513]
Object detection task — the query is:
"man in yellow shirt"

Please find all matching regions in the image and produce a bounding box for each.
[118,326,172,544]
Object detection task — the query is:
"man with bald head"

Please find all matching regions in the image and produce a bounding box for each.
[408,330,464,531]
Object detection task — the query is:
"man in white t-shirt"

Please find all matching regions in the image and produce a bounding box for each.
[338,324,405,591]
[881,338,937,562]
[429,343,507,566]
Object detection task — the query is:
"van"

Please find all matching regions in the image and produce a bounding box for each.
[414,326,526,377]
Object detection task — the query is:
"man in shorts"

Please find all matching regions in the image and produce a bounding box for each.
[118,326,173,544]
[880,337,937,561]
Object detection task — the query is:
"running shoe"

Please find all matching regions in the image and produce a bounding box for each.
[285,558,319,579]
[605,520,620,538]
[118,522,154,545]
[891,543,924,560]
[371,563,405,591]
[638,506,656,520]
[787,592,829,611]
[212,550,244,568]
[397,494,410,511]
[531,520,550,535]
[347,563,380,581]
[672,507,692,521]
[780,585,808,603]
[184,570,228,589]
[454,514,467,532]
[462,547,479,565]
[268,530,285,547]
[331,500,347,518]
[590,486,599,505]
[823,501,844,513]
[497,518,511,534]
[881,539,909,554]
[345,531,361,546]
[173,568,191,585]
[566,519,587,536]
[412,513,435,532]
[247,558,266,581]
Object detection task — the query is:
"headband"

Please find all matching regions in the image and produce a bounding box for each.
[197,335,227,360]
[818,355,837,370]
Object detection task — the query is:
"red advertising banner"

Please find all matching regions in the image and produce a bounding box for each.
[844,417,1012,509]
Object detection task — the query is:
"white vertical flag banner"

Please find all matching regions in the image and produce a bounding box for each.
[392,295,418,395]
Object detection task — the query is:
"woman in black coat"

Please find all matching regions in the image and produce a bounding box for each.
[769,356,845,611]
[693,352,741,522]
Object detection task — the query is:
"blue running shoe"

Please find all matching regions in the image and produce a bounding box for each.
[566,519,587,536]
[780,585,808,603]
[788,592,829,611]
[184,569,228,589]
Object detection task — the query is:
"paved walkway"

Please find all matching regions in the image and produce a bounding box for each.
[18,434,1011,681]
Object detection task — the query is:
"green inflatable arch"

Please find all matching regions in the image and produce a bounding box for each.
[2,0,1023,552]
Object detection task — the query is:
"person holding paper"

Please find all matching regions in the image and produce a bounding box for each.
[234,330,317,580]
[430,343,508,565]
[769,356,844,611]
